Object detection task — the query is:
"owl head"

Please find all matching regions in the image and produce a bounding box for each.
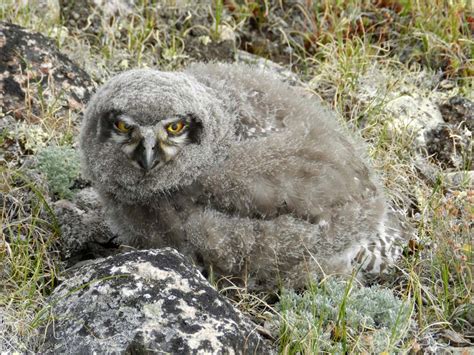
[80,69,232,203]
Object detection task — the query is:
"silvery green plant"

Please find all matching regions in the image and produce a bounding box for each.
[274,278,413,353]
[37,146,80,199]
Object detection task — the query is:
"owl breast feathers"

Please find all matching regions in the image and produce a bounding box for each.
[80,62,410,291]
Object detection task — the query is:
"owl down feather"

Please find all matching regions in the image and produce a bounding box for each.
[80,62,411,291]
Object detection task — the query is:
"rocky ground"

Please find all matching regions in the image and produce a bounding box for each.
[0,1,472,353]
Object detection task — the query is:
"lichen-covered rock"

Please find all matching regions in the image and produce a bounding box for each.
[0,22,94,169]
[0,22,93,121]
[41,249,272,354]
[439,96,474,131]
[355,68,472,173]
[384,93,471,169]
[385,94,445,147]
[427,96,473,169]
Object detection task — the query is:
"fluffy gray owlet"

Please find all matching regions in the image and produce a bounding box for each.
[80,63,409,291]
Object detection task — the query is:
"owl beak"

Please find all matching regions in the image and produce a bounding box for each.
[134,135,159,172]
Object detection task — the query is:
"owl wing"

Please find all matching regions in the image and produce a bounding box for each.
[201,122,384,223]
[183,64,398,288]
[187,62,384,223]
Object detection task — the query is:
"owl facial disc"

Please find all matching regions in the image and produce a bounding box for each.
[102,111,201,173]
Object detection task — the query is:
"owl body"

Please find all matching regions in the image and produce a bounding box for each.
[80,63,407,291]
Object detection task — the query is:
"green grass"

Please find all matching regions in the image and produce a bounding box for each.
[0,0,472,352]
[0,169,60,351]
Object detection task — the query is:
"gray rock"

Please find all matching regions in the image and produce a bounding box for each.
[41,249,272,354]
[439,96,474,131]
[0,22,94,169]
[385,94,445,147]
[428,96,473,169]
[356,69,472,172]
[0,22,93,121]
[425,123,472,169]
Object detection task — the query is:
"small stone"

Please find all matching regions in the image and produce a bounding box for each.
[219,24,236,42]
[439,79,455,90]
[385,95,444,147]
[198,35,211,45]
[39,62,52,74]
[67,97,82,110]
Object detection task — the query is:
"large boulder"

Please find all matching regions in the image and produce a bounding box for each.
[41,249,272,354]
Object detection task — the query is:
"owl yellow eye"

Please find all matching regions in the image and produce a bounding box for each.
[166,121,185,134]
[115,120,131,133]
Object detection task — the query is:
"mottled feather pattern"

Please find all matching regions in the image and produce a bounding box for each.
[80,63,413,291]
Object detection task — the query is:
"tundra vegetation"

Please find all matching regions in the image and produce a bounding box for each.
[0,0,472,353]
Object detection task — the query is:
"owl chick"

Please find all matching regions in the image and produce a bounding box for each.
[80,63,410,291]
